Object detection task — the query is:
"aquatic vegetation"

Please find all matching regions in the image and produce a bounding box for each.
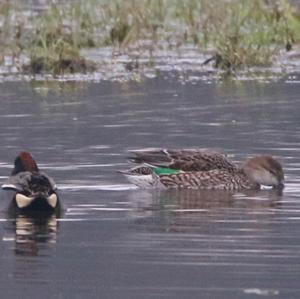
[175,0,300,69]
[30,80,90,97]
[0,0,299,74]
[0,1,25,68]
[100,0,168,47]
[24,4,97,74]
[25,36,96,74]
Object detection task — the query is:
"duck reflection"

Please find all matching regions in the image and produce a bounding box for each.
[129,188,283,213]
[127,188,283,233]
[6,207,61,256]
[157,188,283,210]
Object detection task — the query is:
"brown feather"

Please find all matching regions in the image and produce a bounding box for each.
[129,149,237,172]
[12,151,39,175]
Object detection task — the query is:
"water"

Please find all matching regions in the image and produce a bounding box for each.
[0,73,299,298]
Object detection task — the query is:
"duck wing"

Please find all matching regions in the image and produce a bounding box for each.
[2,171,57,193]
[118,165,153,175]
[128,148,237,172]
[1,172,32,191]
[39,171,57,191]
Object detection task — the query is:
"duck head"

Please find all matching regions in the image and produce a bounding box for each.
[242,155,284,188]
[12,151,39,175]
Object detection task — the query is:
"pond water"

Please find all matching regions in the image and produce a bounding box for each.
[0,73,299,298]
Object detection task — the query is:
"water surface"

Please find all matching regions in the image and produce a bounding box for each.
[0,73,300,298]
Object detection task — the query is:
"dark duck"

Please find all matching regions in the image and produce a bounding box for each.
[1,151,59,211]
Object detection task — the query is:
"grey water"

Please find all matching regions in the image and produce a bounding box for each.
[0,73,300,298]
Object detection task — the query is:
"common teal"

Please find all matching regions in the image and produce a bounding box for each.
[2,151,59,211]
[120,149,284,190]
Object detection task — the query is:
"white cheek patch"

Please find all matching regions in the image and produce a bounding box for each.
[124,174,154,189]
[15,194,34,208]
[47,193,58,208]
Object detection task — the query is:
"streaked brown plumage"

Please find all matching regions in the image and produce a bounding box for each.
[128,148,237,172]
[122,149,284,190]
[159,168,258,190]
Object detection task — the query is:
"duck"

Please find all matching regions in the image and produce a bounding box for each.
[119,148,284,190]
[1,151,59,211]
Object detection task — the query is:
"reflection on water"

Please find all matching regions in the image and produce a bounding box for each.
[4,210,60,257]
[125,188,284,236]
[30,80,90,97]
[127,188,283,218]
[0,76,300,298]
[14,214,58,256]
[155,188,283,209]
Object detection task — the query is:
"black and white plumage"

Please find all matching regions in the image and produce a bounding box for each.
[2,151,59,211]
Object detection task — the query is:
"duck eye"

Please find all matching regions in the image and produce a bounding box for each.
[268,169,277,176]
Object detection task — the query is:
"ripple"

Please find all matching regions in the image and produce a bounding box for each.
[58,184,137,191]
[243,288,280,296]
